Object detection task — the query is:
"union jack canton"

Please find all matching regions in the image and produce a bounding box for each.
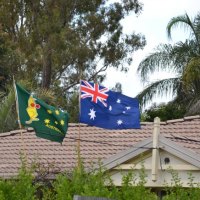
[81,80,109,107]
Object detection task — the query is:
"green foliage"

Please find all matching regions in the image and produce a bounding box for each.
[120,165,157,200]
[13,169,37,200]
[0,164,38,200]
[0,180,15,200]
[53,174,72,200]
[65,91,79,123]
[163,169,200,200]
[40,187,55,200]
[0,87,17,132]
[141,102,186,122]
[0,38,10,92]
[53,164,117,200]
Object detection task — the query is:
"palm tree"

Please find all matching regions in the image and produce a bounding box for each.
[137,12,200,115]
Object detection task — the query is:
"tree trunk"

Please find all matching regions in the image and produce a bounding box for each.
[42,47,52,89]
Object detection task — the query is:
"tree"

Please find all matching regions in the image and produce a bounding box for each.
[141,102,186,122]
[0,0,145,94]
[137,12,200,115]
[0,36,10,92]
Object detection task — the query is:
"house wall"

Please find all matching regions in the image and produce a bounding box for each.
[108,151,200,187]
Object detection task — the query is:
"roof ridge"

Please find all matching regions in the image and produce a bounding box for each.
[140,122,153,125]
[184,115,200,120]
[68,123,87,127]
[166,115,200,124]
[0,129,27,137]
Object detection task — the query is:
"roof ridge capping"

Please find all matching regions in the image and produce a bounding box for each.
[0,129,28,137]
[140,121,153,125]
[166,115,200,124]
[68,123,88,127]
[140,115,200,125]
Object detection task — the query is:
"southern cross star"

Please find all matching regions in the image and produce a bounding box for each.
[88,108,96,120]
[47,110,52,114]
[60,119,65,125]
[116,99,121,103]
[117,119,123,125]
[44,119,50,124]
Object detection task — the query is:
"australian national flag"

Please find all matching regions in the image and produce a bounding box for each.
[79,80,140,129]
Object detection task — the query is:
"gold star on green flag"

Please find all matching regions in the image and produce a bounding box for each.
[15,83,69,143]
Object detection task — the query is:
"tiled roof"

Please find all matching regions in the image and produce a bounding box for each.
[0,115,200,178]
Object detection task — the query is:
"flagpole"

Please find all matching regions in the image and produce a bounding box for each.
[77,78,82,169]
[13,79,27,162]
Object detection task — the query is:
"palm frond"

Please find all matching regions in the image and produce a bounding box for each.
[0,88,17,133]
[137,44,176,82]
[185,98,200,116]
[182,57,200,87]
[34,88,56,106]
[137,77,180,108]
[166,13,196,40]
[169,40,199,72]
[18,80,57,106]
[194,12,200,39]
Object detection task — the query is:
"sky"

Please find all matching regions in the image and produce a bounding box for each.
[104,0,200,107]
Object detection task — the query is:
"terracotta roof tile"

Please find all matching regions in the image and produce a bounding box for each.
[0,115,200,178]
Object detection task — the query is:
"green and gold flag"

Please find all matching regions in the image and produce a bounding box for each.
[15,83,69,143]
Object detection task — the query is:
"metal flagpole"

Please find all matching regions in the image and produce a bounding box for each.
[13,79,27,161]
